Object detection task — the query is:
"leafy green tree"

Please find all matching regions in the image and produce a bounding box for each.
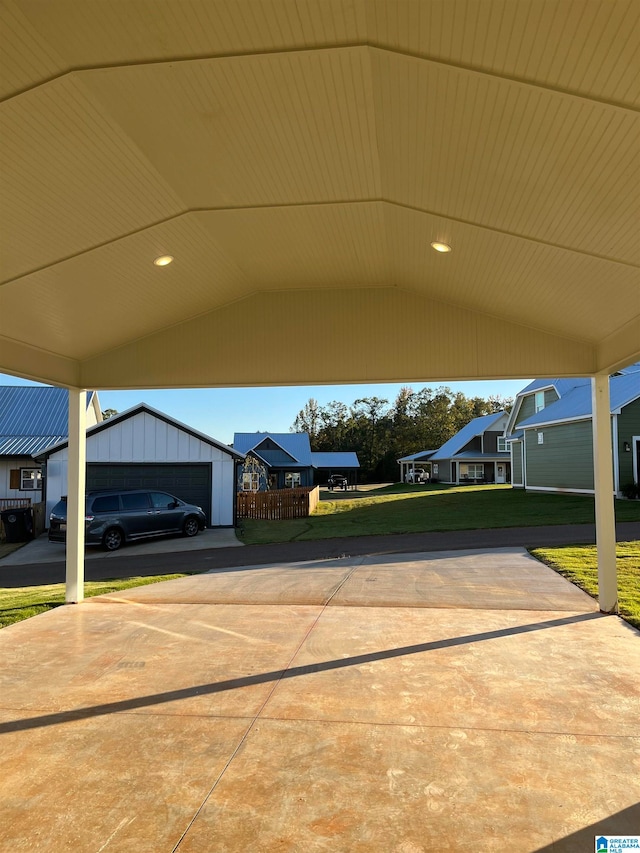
[292,398,322,438]
[290,386,512,482]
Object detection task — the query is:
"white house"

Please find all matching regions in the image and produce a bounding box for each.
[38,404,244,527]
[0,386,102,506]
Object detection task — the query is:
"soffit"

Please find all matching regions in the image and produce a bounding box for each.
[0,1,638,387]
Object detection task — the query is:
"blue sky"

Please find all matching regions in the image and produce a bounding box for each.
[0,373,529,445]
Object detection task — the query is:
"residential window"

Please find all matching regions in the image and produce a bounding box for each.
[432,464,438,475]
[535,391,545,413]
[497,437,507,452]
[20,468,42,491]
[284,472,301,488]
[538,432,544,444]
[460,463,484,480]
[242,472,259,492]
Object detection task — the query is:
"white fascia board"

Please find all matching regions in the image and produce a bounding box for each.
[611,390,640,415]
[525,485,596,495]
[521,415,592,430]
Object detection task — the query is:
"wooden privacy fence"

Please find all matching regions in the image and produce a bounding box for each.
[237,486,320,520]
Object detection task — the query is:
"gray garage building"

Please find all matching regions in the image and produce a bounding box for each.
[38,404,243,527]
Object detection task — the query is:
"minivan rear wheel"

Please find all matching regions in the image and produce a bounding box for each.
[102,527,124,551]
[183,517,200,538]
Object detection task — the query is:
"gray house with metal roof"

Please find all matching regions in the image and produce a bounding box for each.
[507,366,640,496]
[429,411,511,485]
[0,386,102,507]
[234,432,359,490]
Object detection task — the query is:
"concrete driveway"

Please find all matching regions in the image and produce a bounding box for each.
[0,526,243,566]
[1,546,638,851]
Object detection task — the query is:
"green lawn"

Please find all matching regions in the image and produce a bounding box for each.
[0,574,190,629]
[238,484,640,545]
[531,542,640,632]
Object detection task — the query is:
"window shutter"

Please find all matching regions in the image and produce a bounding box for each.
[9,469,20,489]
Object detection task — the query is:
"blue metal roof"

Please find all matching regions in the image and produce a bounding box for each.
[431,412,506,460]
[518,372,640,428]
[233,432,313,466]
[0,386,75,457]
[449,450,510,460]
[516,377,591,397]
[615,361,640,375]
[0,386,69,435]
[397,450,438,463]
[0,435,68,456]
[311,452,360,469]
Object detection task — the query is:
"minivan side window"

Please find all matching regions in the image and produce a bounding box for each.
[150,492,177,509]
[91,495,120,513]
[121,493,151,510]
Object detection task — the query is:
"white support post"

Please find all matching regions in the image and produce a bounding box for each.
[591,376,618,614]
[66,389,87,604]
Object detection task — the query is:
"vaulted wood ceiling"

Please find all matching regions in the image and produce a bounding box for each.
[1,0,638,389]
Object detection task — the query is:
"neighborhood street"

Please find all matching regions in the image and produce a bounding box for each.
[2,521,640,588]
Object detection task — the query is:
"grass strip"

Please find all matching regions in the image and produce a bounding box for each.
[0,574,190,629]
[239,484,640,545]
[530,542,640,631]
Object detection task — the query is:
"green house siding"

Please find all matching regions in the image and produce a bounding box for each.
[511,441,523,486]
[617,399,640,485]
[525,420,594,490]
[515,388,559,427]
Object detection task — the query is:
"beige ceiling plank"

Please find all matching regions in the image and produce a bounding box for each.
[597,316,640,376]
[0,336,80,387]
[0,75,185,281]
[382,203,638,343]
[365,0,640,109]
[80,288,597,390]
[369,48,639,264]
[0,214,253,360]
[79,47,380,210]
[2,0,369,100]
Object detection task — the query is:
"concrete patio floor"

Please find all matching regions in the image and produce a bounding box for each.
[1,547,638,852]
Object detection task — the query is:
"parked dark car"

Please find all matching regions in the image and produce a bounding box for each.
[48,489,206,551]
[327,474,348,490]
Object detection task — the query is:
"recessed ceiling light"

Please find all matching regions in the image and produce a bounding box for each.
[430,242,452,253]
[153,255,174,266]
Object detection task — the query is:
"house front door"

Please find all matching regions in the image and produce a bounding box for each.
[496,464,506,484]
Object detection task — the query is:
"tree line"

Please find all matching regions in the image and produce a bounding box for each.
[292,387,513,483]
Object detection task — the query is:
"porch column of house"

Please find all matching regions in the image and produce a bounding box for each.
[591,375,618,614]
[66,388,87,604]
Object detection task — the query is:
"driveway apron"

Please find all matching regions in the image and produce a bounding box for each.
[0,546,638,852]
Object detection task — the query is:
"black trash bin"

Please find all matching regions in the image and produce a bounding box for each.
[0,507,34,543]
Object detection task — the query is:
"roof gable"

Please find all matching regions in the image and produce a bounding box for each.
[517,372,640,428]
[233,433,313,466]
[37,403,244,459]
[431,412,507,460]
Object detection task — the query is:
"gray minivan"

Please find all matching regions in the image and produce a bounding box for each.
[48,489,206,551]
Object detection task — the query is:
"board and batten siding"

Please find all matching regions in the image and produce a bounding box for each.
[616,398,640,488]
[524,420,594,491]
[44,412,236,525]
